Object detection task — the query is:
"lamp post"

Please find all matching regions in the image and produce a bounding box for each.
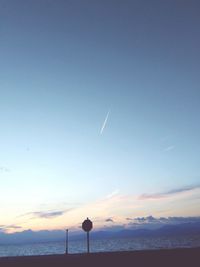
[65,229,69,254]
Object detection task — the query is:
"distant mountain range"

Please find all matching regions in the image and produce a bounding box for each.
[0,221,200,245]
[90,222,200,240]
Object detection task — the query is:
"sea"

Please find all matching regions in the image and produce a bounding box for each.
[0,235,200,257]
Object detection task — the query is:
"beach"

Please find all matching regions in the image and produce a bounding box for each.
[0,247,199,267]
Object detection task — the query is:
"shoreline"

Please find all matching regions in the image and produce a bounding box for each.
[0,247,199,266]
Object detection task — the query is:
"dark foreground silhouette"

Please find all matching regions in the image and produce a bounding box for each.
[0,247,199,267]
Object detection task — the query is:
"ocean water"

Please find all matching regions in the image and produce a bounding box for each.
[0,235,200,257]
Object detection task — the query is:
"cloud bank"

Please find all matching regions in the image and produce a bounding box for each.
[125,215,200,229]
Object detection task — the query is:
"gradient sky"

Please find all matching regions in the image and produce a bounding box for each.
[0,0,200,232]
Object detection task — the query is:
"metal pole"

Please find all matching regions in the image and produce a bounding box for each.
[87,232,89,253]
[66,229,68,254]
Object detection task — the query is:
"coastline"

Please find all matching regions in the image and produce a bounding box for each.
[0,247,199,267]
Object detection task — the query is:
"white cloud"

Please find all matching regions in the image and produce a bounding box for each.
[105,189,119,199]
[100,110,110,135]
[164,145,175,152]
[0,166,10,172]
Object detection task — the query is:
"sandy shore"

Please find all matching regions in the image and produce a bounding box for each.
[0,247,199,267]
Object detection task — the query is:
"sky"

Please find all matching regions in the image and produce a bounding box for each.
[0,0,200,233]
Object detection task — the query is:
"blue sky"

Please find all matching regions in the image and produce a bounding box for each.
[0,0,200,232]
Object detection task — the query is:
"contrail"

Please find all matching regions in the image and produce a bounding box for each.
[100,110,110,135]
